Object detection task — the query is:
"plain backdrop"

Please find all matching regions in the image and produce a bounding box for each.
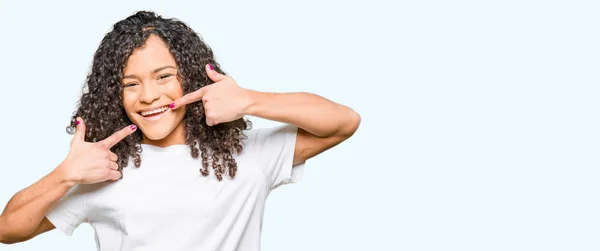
[0,0,598,250]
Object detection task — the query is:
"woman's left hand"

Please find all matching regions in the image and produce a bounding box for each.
[170,64,253,126]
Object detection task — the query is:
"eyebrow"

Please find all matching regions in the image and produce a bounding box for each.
[123,65,177,79]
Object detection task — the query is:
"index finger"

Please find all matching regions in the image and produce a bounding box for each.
[100,125,137,148]
[170,87,208,109]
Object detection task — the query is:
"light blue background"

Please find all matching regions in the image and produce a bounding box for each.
[1,0,598,250]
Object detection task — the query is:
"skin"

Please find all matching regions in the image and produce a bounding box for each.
[121,35,187,147]
[0,121,136,244]
[172,66,361,166]
[0,34,360,244]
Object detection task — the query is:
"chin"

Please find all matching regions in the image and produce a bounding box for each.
[143,132,171,141]
[140,126,178,140]
[128,109,186,144]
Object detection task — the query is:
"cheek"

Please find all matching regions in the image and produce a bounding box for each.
[166,79,185,98]
[121,91,138,114]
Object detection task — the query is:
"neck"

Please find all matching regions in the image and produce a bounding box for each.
[141,122,187,148]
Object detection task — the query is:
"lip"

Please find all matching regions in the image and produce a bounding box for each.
[136,105,171,122]
[139,108,170,122]
[137,105,170,113]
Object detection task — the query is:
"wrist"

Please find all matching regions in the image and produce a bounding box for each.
[243,89,267,116]
[52,161,77,188]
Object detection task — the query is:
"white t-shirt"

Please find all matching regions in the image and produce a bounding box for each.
[46,124,305,251]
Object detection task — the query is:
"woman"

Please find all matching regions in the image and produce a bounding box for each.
[0,11,360,250]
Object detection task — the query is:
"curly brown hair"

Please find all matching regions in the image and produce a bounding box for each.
[66,10,251,181]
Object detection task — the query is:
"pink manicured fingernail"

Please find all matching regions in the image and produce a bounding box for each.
[209,64,214,71]
[130,125,137,130]
[76,120,80,125]
[169,103,175,109]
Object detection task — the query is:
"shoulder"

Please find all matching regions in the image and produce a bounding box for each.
[241,124,298,150]
[243,124,298,142]
[64,182,114,202]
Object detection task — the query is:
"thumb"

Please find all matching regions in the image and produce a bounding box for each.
[108,170,123,181]
[206,64,227,82]
[73,117,87,142]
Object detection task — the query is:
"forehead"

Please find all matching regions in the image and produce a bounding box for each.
[123,34,177,74]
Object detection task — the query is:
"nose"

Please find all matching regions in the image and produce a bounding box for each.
[139,82,160,104]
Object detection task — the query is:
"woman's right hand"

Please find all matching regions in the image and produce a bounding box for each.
[57,117,137,186]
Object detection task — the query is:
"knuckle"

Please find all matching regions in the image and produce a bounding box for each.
[97,141,108,149]
[190,93,200,101]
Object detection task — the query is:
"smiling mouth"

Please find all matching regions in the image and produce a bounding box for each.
[139,105,170,118]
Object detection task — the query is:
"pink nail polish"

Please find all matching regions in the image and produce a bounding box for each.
[209,64,214,71]
[130,125,137,130]
[169,103,175,109]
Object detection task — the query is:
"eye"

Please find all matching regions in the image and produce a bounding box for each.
[123,82,138,88]
[158,74,173,80]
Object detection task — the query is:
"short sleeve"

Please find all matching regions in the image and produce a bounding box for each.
[245,124,306,191]
[45,184,90,236]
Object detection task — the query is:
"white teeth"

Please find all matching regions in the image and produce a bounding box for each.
[141,106,168,116]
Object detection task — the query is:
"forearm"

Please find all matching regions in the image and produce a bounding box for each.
[245,91,360,137]
[2,165,71,214]
[0,166,73,242]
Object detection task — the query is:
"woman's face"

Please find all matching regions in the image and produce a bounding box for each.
[121,34,187,147]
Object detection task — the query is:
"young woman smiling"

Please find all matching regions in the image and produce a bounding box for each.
[0,11,360,251]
